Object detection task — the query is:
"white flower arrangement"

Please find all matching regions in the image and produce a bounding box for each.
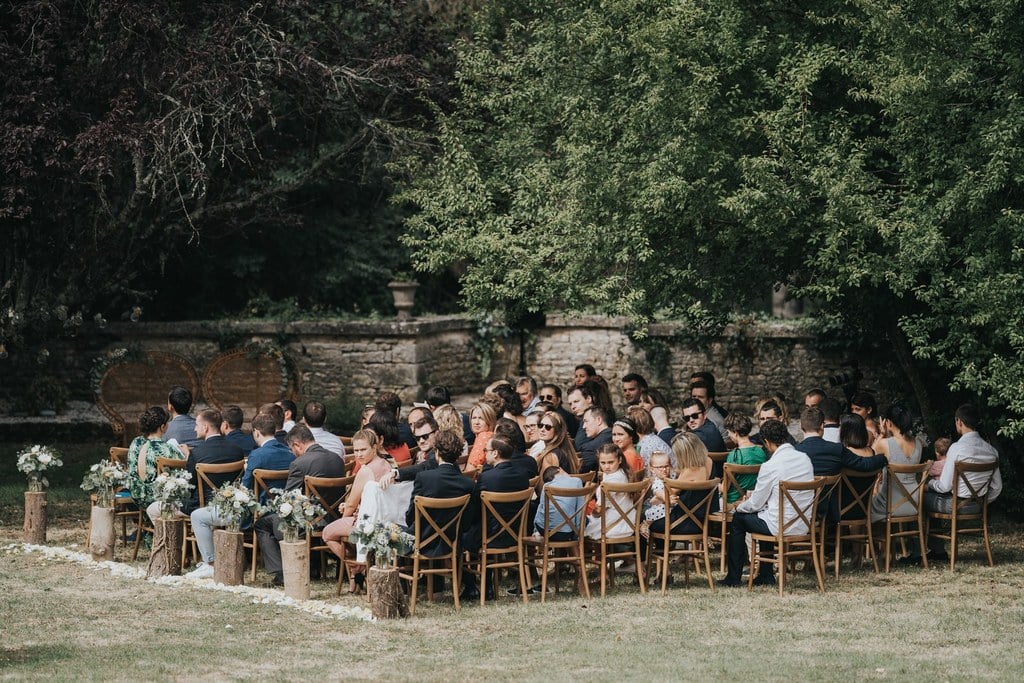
[261,488,324,542]
[152,470,194,520]
[80,459,128,508]
[16,445,64,492]
[208,482,260,532]
[349,516,414,568]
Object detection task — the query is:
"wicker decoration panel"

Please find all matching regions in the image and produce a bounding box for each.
[96,351,200,438]
[201,346,297,417]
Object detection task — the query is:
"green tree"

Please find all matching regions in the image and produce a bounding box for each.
[400,0,1024,442]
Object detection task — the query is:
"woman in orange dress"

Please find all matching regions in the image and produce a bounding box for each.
[466,401,497,468]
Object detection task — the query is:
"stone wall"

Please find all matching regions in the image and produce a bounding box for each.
[1,313,899,420]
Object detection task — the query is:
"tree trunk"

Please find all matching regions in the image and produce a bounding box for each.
[23,491,47,544]
[885,317,937,436]
[89,506,116,562]
[367,566,408,620]
[280,540,310,600]
[213,529,245,585]
[147,518,184,578]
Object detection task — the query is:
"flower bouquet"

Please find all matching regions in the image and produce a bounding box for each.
[208,482,259,532]
[81,460,128,508]
[261,488,324,543]
[349,516,414,568]
[152,470,194,520]
[17,445,63,492]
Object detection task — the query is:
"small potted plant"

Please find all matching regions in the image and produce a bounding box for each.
[207,482,260,585]
[17,445,63,544]
[81,460,128,561]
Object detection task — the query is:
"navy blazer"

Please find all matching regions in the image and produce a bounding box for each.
[183,435,245,514]
[795,435,887,521]
[406,463,476,556]
[576,428,613,473]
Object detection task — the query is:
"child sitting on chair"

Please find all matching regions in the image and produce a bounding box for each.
[928,437,951,481]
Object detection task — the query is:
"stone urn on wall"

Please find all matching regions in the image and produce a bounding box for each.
[387,279,419,321]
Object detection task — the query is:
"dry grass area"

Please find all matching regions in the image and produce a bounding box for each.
[2,518,1023,682]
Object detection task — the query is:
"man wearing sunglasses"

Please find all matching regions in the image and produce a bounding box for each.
[539,383,578,436]
[379,415,440,489]
[681,397,726,456]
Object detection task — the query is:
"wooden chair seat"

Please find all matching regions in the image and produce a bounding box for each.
[834,468,881,576]
[925,460,998,570]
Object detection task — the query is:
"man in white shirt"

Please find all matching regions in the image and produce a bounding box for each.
[720,419,815,587]
[302,401,345,458]
[277,399,297,433]
[920,404,1002,560]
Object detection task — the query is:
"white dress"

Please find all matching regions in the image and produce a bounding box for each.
[585,469,635,540]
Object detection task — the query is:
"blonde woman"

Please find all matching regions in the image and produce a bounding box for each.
[466,401,498,468]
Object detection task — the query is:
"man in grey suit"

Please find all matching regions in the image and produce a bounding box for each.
[256,424,345,586]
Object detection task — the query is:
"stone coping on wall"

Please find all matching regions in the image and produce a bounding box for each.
[543,313,818,339]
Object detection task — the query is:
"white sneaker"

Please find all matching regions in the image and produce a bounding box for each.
[186,562,215,579]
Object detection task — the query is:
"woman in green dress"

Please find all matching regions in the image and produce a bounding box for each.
[126,406,186,510]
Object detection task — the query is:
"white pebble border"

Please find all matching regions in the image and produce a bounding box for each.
[5,542,374,623]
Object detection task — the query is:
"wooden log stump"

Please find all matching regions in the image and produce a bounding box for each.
[23,491,47,544]
[89,506,116,561]
[213,529,245,585]
[147,518,185,578]
[367,566,408,619]
[281,540,310,600]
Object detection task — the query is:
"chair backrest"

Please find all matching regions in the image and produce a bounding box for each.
[886,462,930,519]
[340,435,354,449]
[837,468,881,522]
[776,477,826,539]
[569,471,596,484]
[528,475,541,490]
[662,478,720,538]
[252,468,290,504]
[462,465,482,481]
[109,447,130,468]
[707,451,729,465]
[721,463,762,506]
[304,475,354,526]
[953,460,999,513]
[456,454,469,468]
[596,479,651,541]
[156,457,186,474]
[480,487,534,550]
[412,494,473,557]
[195,460,245,507]
[343,455,357,474]
[540,482,599,541]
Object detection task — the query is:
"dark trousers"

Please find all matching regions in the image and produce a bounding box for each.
[725,512,774,583]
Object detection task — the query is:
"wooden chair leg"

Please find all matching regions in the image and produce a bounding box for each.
[983,513,994,566]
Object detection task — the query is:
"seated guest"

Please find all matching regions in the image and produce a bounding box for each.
[376,391,417,450]
[869,404,923,523]
[922,404,1002,560]
[621,372,648,406]
[515,376,542,416]
[220,405,256,456]
[367,409,411,469]
[533,465,584,539]
[567,386,594,446]
[690,379,728,442]
[751,399,791,447]
[467,401,498,468]
[493,418,538,479]
[536,411,581,475]
[795,407,886,523]
[323,429,395,592]
[641,433,713,560]
[928,437,951,481]
[538,383,578,437]
[127,406,186,512]
[723,413,766,505]
[577,406,613,473]
[609,417,645,475]
[523,411,543,457]
[820,397,843,443]
[426,384,474,446]
[460,435,532,600]
[164,386,200,448]
[637,387,676,443]
[186,413,292,579]
[841,414,876,458]
[146,409,244,524]
[304,400,345,458]
[258,402,288,443]
[628,406,675,469]
[256,425,346,586]
[277,399,298,433]
[584,444,634,540]
[573,363,597,387]
[681,397,726,476]
[492,382,527,432]
[380,415,442,489]
[580,377,617,423]
[642,451,674,528]
[404,430,477,557]
[719,419,815,587]
[849,390,881,444]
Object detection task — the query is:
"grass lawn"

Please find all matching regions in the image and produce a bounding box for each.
[2,438,1022,681]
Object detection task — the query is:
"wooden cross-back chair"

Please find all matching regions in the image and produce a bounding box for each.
[569,471,596,484]
[584,478,650,597]
[182,460,245,567]
[707,463,762,573]
[464,488,535,605]
[925,460,999,570]
[303,474,354,586]
[645,478,720,594]
[834,468,882,577]
[878,463,930,573]
[398,494,473,615]
[523,482,599,603]
[248,468,290,581]
[747,476,832,595]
